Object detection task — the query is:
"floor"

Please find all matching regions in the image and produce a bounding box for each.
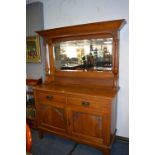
[31,129,129,155]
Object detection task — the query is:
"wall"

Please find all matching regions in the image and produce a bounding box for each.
[26,2,45,80]
[27,0,129,138]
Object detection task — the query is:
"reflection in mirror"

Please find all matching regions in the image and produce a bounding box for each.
[53,38,113,71]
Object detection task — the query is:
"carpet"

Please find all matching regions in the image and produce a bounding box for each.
[31,129,129,155]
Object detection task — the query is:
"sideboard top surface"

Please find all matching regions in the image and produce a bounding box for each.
[34,83,118,99]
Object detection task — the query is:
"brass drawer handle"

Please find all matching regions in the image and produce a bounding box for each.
[81,101,90,107]
[46,95,53,100]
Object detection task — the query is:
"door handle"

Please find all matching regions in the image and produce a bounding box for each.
[46,95,53,100]
[81,101,90,107]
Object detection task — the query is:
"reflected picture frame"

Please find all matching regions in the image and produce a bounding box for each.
[26,35,41,63]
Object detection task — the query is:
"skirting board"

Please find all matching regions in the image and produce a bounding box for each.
[116,136,129,143]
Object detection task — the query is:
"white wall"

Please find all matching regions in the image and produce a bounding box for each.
[27,0,129,138]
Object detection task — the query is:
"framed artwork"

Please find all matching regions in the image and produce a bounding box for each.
[26,35,41,63]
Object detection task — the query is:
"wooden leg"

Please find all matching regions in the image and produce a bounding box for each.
[113,136,116,144]
[102,148,110,155]
[38,130,44,139]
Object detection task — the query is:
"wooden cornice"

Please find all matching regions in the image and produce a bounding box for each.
[36,19,126,39]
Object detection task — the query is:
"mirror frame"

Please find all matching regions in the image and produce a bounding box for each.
[37,19,126,87]
[53,35,113,72]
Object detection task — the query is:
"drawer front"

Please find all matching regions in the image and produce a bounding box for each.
[67,97,109,110]
[35,91,66,104]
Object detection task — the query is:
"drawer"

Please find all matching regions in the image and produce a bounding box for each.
[35,91,66,104]
[67,97,109,109]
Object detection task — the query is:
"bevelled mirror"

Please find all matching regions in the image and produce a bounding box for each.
[53,38,113,71]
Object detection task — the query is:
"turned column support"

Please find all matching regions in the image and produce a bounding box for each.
[114,38,119,74]
[112,33,120,88]
[43,39,55,83]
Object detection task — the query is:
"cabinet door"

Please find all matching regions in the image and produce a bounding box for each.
[67,106,108,144]
[37,103,67,133]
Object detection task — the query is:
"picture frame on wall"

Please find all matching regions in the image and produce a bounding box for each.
[26,35,41,63]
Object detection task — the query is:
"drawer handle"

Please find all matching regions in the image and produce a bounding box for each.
[46,95,53,100]
[81,101,90,107]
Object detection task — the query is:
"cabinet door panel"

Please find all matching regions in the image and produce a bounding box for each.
[38,104,66,133]
[68,108,106,144]
[72,112,103,138]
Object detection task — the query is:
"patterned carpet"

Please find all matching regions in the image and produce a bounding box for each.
[31,129,129,155]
